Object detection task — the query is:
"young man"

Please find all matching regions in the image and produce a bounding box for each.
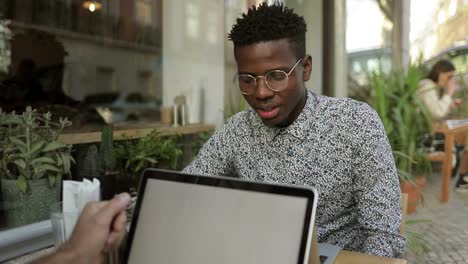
[32,4,402,261]
[184,3,405,258]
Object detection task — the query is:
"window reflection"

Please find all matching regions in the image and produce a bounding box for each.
[0,0,162,128]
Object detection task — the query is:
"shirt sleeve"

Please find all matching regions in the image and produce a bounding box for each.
[183,121,235,177]
[351,103,406,258]
[417,79,452,120]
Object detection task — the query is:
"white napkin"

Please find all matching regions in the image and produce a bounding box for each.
[62,178,101,239]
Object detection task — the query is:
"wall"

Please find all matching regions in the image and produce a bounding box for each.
[163,0,225,127]
[61,36,160,100]
[286,0,323,95]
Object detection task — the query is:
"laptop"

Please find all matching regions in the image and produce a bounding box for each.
[123,169,320,264]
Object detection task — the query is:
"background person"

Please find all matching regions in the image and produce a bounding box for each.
[417,59,461,120]
[418,60,468,190]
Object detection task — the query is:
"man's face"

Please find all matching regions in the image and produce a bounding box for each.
[234,39,312,127]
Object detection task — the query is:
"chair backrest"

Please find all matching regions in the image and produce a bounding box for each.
[400,193,408,235]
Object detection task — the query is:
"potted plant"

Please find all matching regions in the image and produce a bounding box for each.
[370,65,433,214]
[115,129,182,191]
[77,126,118,199]
[0,107,74,227]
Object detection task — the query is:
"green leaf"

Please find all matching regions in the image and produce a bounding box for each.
[35,164,61,173]
[406,219,431,225]
[8,136,26,147]
[30,141,46,155]
[48,174,56,187]
[32,156,56,165]
[42,142,67,152]
[18,175,28,193]
[8,137,27,153]
[145,157,157,164]
[60,152,71,174]
[13,158,27,169]
[34,170,46,180]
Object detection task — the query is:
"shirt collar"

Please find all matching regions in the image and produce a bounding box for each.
[251,90,317,142]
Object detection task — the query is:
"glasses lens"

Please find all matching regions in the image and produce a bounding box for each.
[237,75,256,94]
[266,71,288,91]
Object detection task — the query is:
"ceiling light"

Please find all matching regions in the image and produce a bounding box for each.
[82,1,102,12]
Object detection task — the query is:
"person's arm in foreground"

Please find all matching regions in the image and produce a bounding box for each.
[352,104,406,258]
[33,193,131,264]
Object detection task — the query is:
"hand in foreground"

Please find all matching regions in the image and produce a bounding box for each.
[33,193,131,264]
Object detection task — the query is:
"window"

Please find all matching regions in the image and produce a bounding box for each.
[96,67,115,92]
[138,71,152,93]
[186,2,200,40]
[367,58,380,73]
[352,61,363,73]
[0,22,10,75]
[126,92,144,103]
[0,1,164,245]
[136,0,153,25]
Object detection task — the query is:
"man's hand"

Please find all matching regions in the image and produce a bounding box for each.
[34,193,131,264]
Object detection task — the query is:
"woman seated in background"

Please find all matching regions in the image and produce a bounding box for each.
[418,59,467,192]
[417,59,461,120]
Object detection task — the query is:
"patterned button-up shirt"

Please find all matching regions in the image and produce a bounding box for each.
[184,91,406,258]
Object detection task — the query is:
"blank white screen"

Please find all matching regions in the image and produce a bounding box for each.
[128,179,308,264]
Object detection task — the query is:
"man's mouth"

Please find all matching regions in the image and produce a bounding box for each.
[257,107,280,119]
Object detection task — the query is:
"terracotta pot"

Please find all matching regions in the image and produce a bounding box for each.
[400,176,427,214]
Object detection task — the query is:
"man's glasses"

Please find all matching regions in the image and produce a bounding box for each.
[234,58,304,95]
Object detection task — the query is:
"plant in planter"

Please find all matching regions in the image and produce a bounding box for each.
[370,66,433,259]
[100,125,117,175]
[115,129,182,190]
[405,219,431,261]
[370,65,433,213]
[0,107,74,227]
[79,126,118,199]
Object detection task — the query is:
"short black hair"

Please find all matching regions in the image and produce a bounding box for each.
[228,2,307,59]
[426,59,456,82]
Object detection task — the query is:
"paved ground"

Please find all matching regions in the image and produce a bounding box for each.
[404,168,468,264]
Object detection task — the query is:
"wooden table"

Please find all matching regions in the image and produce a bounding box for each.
[58,123,215,145]
[11,247,407,264]
[430,121,468,203]
[334,250,407,264]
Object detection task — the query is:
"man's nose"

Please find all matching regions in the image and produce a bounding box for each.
[254,76,274,100]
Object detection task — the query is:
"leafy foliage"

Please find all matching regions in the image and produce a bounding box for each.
[0,107,74,192]
[115,130,182,181]
[82,145,101,177]
[406,219,431,261]
[190,130,213,156]
[99,125,116,174]
[366,67,433,260]
[369,66,433,181]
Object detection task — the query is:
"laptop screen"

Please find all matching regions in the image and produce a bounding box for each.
[125,169,317,264]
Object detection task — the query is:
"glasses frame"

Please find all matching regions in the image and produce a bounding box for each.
[235,57,304,95]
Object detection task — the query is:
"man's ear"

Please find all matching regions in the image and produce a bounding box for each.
[302,55,312,81]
